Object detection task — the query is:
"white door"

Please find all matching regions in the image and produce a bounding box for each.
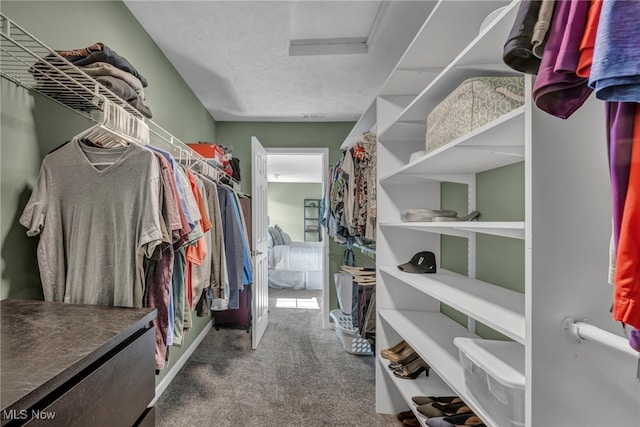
[251,136,269,349]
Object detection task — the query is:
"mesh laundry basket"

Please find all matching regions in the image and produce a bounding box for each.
[330,309,373,355]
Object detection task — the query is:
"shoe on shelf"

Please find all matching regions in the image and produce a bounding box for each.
[442,413,482,426]
[397,410,415,421]
[417,401,468,418]
[388,351,420,369]
[454,415,484,426]
[432,210,481,222]
[403,418,421,427]
[381,340,408,359]
[411,396,461,406]
[425,417,450,427]
[386,345,418,364]
[393,357,430,379]
[426,415,483,427]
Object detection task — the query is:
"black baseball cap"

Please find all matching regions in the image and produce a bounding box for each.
[397,251,436,274]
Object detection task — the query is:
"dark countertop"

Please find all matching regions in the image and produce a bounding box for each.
[1,299,156,414]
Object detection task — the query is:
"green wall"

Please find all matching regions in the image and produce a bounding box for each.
[0,0,217,384]
[440,162,525,340]
[268,182,322,242]
[216,122,354,193]
[215,121,374,309]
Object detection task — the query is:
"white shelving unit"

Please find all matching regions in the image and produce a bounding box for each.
[340,99,376,150]
[366,1,637,426]
[379,221,524,240]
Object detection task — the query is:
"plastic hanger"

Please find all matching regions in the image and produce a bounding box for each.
[72,96,150,166]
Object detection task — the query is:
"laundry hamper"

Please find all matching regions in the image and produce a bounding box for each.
[425,76,525,153]
[330,309,373,355]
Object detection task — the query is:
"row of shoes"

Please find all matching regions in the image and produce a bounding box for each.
[381,340,430,379]
[397,396,486,427]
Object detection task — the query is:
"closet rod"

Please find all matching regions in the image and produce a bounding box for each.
[562,317,638,358]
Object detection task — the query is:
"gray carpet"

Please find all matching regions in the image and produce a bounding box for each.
[155,288,400,427]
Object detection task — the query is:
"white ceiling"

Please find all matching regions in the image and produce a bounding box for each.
[267,154,323,182]
[123,0,437,122]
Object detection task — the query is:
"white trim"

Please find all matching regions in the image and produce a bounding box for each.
[152,321,213,405]
[265,147,331,329]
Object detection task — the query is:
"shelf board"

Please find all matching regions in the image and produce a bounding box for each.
[379,107,525,179]
[379,310,476,397]
[377,121,425,142]
[379,220,525,240]
[378,310,501,427]
[379,68,441,98]
[378,357,452,426]
[379,267,525,343]
[379,1,520,135]
[379,0,513,96]
[340,99,376,149]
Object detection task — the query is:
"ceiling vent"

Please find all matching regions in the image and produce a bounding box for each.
[289,37,368,56]
[301,113,329,119]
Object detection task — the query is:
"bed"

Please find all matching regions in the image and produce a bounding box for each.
[267,231,323,290]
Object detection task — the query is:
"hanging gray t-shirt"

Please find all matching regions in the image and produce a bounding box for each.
[20,138,163,307]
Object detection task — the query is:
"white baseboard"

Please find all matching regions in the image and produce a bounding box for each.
[151,321,213,406]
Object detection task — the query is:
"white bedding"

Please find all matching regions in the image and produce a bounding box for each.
[268,241,323,271]
[268,241,323,290]
[268,270,323,291]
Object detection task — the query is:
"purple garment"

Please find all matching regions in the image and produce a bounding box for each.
[606,102,634,248]
[533,0,592,119]
[555,0,590,73]
[630,329,640,352]
[589,1,640,101]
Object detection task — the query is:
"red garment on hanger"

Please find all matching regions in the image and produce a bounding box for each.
[613,104,640,329]
[576,0,603,78]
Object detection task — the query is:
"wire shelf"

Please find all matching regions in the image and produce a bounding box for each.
[0,12,241,192]
[0,13,142,119]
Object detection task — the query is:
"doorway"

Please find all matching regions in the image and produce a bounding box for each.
[265,147,330,328]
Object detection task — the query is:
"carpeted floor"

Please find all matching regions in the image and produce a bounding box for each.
[154,288,400,427]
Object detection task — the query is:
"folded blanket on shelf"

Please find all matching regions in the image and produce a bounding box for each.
[79,62,145,99]
[58,42,148,87]
[95,76,152,118]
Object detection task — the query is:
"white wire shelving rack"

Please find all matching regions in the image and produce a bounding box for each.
[0,12,239,191]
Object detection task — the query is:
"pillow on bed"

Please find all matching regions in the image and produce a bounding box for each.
[267,231,274,248]
[274,225,289,245]
[270,225,285,246]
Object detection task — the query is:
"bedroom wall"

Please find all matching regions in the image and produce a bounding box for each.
[268,182,322,242]
[0,0,217,386]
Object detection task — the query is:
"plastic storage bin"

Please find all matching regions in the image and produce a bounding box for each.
[453,338,525,427]
[187,143,225,164]
[330,309,373,355]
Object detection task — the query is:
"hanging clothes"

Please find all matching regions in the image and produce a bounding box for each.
[588,0,640,102]
[20,139,163,307]
[325,131,377,245]
[531,0,592,119]
[613,104,640,330]
[216,185,245,310]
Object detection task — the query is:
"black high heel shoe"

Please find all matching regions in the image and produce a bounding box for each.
[393,357,430,379]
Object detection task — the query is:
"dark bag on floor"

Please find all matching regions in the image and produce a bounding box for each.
[214,285,252,330]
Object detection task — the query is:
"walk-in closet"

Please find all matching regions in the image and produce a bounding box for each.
[1,1,639,426]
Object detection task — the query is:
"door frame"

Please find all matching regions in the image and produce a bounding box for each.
[265,147,330,329]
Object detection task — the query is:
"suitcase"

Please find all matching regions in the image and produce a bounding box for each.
[213,285,252,332]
